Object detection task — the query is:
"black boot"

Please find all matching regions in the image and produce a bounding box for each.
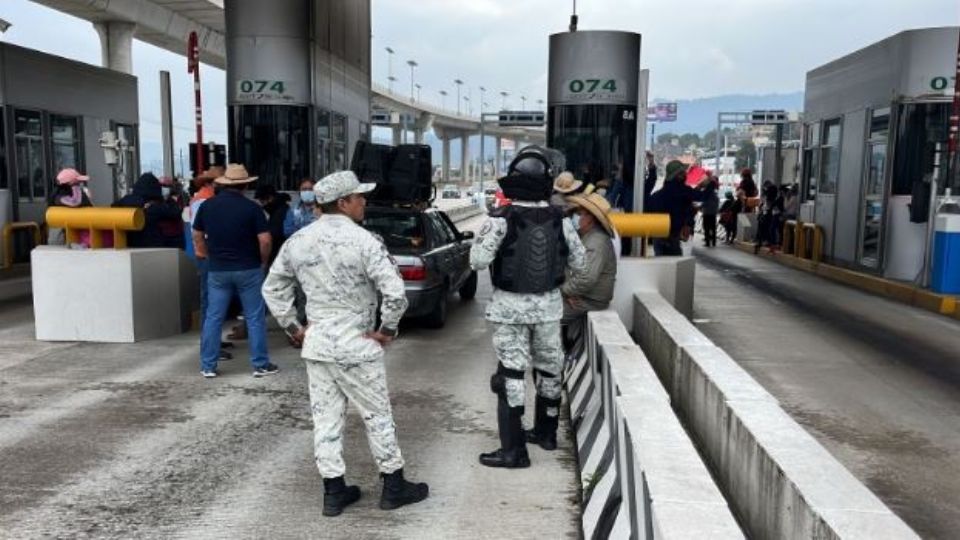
[379,469,429,510]
[526,396,560,451]
[479,399,530,468]
[322,476,361,517]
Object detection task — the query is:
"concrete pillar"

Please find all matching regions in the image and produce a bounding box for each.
[495,136,503,176]
[442,133,451,184]
[391,126,402,146]
[460,132,470,184]
[93,21,136,74]
[414,128,424,144]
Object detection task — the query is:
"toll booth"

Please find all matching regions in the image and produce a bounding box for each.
[547,30,641,209]
[225,0,372,191]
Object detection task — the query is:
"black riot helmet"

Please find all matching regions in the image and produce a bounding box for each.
[499,145,567,201]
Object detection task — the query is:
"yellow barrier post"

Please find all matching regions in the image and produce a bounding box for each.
[2,222,43,270]
[608,213,671,239]
[782,220,796,255]
[45,207,145,249]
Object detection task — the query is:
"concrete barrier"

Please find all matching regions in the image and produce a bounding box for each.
[443,202,484,224]
[633,291,920,539]
[32,246,197,343]
[568,310,743,539]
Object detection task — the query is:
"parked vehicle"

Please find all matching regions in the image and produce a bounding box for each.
[362,206,476,328]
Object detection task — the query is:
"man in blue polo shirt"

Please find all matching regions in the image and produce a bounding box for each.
[192,163,278,378]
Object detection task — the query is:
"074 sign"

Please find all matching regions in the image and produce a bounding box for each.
[568,79,618,94]
[239,80,286,94]
[236,79,295,103]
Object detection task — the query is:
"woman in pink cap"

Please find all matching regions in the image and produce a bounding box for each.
[49,168,94,247]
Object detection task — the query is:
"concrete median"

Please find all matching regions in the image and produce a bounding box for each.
[568,309,742,539]
[632,291,920,539]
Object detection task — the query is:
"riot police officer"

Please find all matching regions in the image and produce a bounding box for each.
[470,146,587,468]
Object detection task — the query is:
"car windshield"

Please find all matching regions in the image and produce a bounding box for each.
[363,212,426,249]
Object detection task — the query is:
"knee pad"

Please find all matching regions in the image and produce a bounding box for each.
[490,363,525,396]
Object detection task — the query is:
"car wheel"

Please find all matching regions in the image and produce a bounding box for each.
[459,271,478,301]
[423,286,448,329]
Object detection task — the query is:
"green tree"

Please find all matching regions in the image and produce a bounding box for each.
[656,132,678,145]
[678,133,701,148]
[736,140,757,171]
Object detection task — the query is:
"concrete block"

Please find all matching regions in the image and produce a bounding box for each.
[603,343,670,403]
[588,309,636,345]
[32,247,189,343]
[633,292,711,394]
[612,257,696,327]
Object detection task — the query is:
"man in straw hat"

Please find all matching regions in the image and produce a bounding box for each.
[262,170,429,517]
[551,192,618,384]
[470,145,587,466]
[192,164,278,379]
[550,171,583,207]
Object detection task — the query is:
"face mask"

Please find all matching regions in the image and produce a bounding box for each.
[300,191,316,204]
[161,187,172,199]
[570,213,582,231]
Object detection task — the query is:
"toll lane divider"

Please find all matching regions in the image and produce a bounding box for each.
[632,291,920,539]
[566,310,743,539]
[444,203,485,224]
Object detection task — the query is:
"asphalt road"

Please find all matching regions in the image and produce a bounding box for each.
[0,212,580,539]
[692,244,960,539]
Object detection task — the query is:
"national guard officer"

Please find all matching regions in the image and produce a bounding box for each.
[262,170,429,517]
[470,146,587,468]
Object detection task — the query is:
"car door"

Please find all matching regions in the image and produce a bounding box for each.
[438,211,472,288]
[425,213,457,286]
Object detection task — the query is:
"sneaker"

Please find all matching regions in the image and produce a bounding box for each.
[252,363,280,378]
[219,350,234,361]
[201,370,218,379]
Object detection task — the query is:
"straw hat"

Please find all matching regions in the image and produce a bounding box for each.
[214,163,258,185]
[567,192,616,236]
[553,171,583,194]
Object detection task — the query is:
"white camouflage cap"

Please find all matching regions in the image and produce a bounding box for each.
[314,170,376,204]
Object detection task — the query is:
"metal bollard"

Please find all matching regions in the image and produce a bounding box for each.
[45,207,145,249]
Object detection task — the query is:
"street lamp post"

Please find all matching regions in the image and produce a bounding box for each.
[521,95,527,110]
[464,96,472,116]
[407,59,418,103]
[500,91,509,110]
[537,99,544,110]
[479,86,486,114]
[415,83,422,103]
[385,47,395,92]
[439,89,448,110]
[454,79,464,115]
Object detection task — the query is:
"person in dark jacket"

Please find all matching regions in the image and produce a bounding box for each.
[700,177,720,248]
[254,185,290,265]
[647,160,698,256]
[719,192,738,244]
[113,172,182,248]
[643,151,658,210]
[755,181,784,253]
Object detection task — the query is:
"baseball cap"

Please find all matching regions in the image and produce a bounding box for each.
[314,170,376,204]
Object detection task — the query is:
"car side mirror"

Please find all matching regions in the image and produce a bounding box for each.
[460,231,475,240]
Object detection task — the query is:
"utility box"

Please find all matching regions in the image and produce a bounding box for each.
[931,214,960,294]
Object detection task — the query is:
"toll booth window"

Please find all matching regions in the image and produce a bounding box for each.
[549,105,636,202]
[892,103,953,195]
[818,118,841,195]
[332,114,347,172]
[231,105,308,191]
[317,108,331,176]
[51,115,82,175]
[14,110,45,201]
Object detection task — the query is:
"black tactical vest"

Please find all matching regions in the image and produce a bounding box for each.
[490,205,569,294]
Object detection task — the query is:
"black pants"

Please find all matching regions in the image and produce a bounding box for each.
[703,214,718,247]
[653,237,682,256]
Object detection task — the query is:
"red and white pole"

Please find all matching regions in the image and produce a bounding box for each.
[187,31,204,175]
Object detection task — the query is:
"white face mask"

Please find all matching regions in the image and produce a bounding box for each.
[161,187,172,199]
[570,213,582,231]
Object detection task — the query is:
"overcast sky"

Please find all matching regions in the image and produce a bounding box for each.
[1,0,956,167]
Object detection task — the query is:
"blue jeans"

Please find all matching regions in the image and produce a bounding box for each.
[197,258,209,324]
[201,268,270,372]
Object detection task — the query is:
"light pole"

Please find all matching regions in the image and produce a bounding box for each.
[479,86,486,114]
[415,83,422,103]
[439,89,448,110]
[464,96,472,116]
[454,79,464,115]
[537,99,545,110]
[521,95,527,110]
[407,59,418,102]
[500,91,509,110]
[385,47,395,92]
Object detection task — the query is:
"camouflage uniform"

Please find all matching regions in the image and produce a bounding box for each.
[470,201,587,411]
[263,178,409,478]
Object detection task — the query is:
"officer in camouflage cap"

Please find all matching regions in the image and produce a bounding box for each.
[262,170,428,516]
[470,146,587,468]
